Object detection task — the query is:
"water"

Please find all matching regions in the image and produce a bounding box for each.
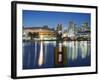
[23,41,91,69]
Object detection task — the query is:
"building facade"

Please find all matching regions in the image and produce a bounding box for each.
[23,26,56,40]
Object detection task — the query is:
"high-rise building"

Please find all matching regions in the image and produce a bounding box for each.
[67,21,77,39]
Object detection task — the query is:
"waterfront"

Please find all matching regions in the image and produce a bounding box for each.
[23,40,91,69]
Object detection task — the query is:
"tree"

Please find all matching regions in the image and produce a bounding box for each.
[28,32,33,40]
[33,32,39,38]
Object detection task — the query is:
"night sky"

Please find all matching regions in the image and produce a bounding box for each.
[23,10,91,28]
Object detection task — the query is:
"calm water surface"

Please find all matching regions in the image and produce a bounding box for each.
[23,41,91,69]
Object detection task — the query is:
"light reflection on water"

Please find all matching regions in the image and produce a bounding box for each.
[23,41,91,69]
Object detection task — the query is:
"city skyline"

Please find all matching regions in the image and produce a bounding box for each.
[22,10,91,69]
[23,10,91,28]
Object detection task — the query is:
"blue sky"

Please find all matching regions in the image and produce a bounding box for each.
[23,10,91,28]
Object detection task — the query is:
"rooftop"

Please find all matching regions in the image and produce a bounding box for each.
[23,26,55,32]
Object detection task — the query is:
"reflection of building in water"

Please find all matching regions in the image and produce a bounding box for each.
[66,41,90,60]
[80,41,88,59]
[23,26,56,40]
[67,41,78,60]
[38,41,44,67]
